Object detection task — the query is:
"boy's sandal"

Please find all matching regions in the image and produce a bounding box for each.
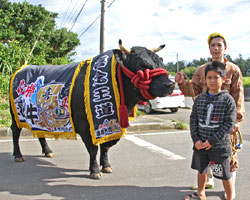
[185,192,203,200]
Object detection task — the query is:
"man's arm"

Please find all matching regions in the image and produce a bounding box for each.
[230,66,245,130]
[175,67,204,97]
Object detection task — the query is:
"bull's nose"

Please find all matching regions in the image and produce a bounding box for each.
[165,81,175,88]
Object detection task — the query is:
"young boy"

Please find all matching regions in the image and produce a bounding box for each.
[185,61,236,200]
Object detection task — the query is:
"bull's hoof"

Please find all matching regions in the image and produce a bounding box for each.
[15,157,25,162]
[90,172,103,179]
[45,153,55,158]
[102,167,112,173]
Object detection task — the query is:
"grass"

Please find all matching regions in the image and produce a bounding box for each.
[0,94,11,128]
[172,119,188,130]
[243,77,250,87]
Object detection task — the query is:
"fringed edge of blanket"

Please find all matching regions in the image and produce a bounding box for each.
[111,54,127,138]
[84,58,96,144]
[10,64,28,129]
[68,59,88,135]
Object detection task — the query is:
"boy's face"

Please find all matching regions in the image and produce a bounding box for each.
[205,70,225,94]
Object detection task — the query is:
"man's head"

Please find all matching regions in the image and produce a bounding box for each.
[208,32,227,47]
[208,32,227,61]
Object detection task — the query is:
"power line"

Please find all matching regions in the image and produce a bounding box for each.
[78,0,116,38]
[70,0,88,31]
[60,0,73,27]
[107,0,116,8]
[61,0,82,28]
[78,15,100,38]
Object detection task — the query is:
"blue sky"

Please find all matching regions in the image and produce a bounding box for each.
[11,0,250,63]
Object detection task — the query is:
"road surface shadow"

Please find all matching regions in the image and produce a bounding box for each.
[0,152,225,200]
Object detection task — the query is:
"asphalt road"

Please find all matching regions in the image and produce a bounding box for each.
[0,99,249,200]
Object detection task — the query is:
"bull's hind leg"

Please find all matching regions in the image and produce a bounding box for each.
[100,139,119,173]
[38,138,54,158]
[11,119,24,162]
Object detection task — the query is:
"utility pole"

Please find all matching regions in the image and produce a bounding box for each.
[176,52,179,72]
[100,0,106,54]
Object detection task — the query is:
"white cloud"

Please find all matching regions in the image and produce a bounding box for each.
[11,0,250,63]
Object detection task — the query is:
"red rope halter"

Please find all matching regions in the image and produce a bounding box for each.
[118,64,168,100]
[117,63,168,128]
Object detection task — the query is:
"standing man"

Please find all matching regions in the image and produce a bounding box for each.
[175,32,244,199]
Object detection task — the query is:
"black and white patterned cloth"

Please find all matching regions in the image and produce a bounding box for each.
[190,90,236,156]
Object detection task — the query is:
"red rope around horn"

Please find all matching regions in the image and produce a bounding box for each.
[117,64,168,128]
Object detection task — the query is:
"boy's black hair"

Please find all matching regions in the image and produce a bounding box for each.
[205,61,226,78]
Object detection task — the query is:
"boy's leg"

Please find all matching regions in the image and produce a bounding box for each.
[210,155,233,199]
[223,178,233,200]
[185,172,207,200]
[197,172,207,199]
[191,164,214,190]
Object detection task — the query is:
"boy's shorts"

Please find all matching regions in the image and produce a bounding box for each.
[191,150,232,180]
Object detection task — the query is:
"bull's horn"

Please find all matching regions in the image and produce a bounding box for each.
[151,44,166,53]
[119,39,131,54]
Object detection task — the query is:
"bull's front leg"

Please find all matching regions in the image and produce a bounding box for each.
[89,146,102,179]
[100,145,112,173]
[100,139,119,174]
[79,132,103,179]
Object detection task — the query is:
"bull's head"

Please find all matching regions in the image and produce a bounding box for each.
[115,40,175,99]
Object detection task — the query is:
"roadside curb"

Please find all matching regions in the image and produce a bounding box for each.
[0,120,177,137]
[0,128,32,137]
[127,121,176,133]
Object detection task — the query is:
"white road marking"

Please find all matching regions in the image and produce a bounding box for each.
[0,138,55,143]
[131,130,190,136]
[125,135,185,160]
[0,131,187,161]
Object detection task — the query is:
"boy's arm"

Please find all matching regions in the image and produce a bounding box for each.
[190,98,200,144]
[208,96,237,146]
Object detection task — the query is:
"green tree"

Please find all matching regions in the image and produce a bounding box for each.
[180,66,198,79]
[234,54,247,75]
[164,62,176,73]
[187,58,208,67]
[0,0,80,74]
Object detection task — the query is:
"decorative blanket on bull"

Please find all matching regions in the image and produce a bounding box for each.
[9,62,85,139]
[84,50,126,145]
[10,50,128,144]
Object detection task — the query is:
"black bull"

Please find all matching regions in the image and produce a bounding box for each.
[10,42,175,179]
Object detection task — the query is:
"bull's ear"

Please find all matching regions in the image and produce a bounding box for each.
[151,44,165,53]
[119,39,131,54]
[114,49,126,66]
